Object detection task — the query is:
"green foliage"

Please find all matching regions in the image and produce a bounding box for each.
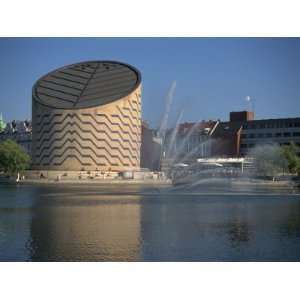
[0,113,6,133]
[0,139,31,174]
[251,144,287,178]
[250,143,300,178]
[280,142,300,175]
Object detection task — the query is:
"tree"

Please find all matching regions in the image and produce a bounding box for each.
[0,139,31,174]
[249,144,287,180]
[280,142,300,175]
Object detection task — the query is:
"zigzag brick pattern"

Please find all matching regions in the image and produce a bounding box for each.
[31,61,142,171]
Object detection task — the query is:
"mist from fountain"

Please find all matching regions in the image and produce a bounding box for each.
[153,82,250,192]
[165,109,184,159]
[177,138,211,164]
[171,120,202,163]
[154,81,177,169]
[151,83,297,194]
[157,81,177,142]
[152,81,216,185]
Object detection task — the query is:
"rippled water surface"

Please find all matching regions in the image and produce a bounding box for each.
[0,184,300,261]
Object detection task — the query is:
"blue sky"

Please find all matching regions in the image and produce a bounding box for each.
[0,37,300,128]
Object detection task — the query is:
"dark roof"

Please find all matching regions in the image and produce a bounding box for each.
[212,121,242,137]
[243,117,300,124]
[32,60,141,109]
[177,121,216,134]
[3,120,32,134]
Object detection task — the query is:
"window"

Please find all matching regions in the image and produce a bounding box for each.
[249,134,255,138]
[258,133,264,138]
[241,134,247,138]
[294,122,300,127]
[293,132,300,137]
[240,144,247,148]
[284,132,291,137]
[266,133,272,138]
[275,132,282,137]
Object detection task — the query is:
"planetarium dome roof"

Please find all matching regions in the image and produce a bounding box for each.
[33,60,141,109]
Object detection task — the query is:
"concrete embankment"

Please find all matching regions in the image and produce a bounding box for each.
[231,179,295,187]
[1,172,297,189]
[0,169,171,186]
[0,177,171,186]
[172,177,298,189]
[16,179,295,189]
[25,179,171,186]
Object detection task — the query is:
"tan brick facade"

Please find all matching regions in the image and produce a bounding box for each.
[31,61,142,171]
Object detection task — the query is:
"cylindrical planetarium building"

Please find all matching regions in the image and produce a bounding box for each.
[31,61,142,171]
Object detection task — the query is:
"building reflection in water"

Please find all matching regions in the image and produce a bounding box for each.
[138,195,238,261]
[227,221,250,247]
[279,203,300,238]
[28,186,142,261]
[23,186,300,262]
[0,186,36,261]
[226,204,251,248]
[139,194,300,261]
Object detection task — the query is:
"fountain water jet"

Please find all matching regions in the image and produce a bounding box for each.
[177,138,212,165]
[155,81,177,170]
[157,81,177,141]
[165,108,184,159]
[171,120,203,163]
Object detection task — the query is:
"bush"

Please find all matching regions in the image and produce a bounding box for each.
[281,142,300,175]
[0,139,31,174]
[249,144,287,179]
[249,143,300,179]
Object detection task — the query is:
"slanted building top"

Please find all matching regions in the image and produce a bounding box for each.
[33,60,141,109]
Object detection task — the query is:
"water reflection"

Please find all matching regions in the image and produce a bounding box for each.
[0,185,300,261]
[28,186,142,261]
[279,205,300,238]
[227,222,250,247]
[139,194,300,261]
[0,185,35,261]
[225,204,251,248]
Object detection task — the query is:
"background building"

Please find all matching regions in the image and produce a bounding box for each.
[0,117,32,153]
[239,116,300,155]
[140,121,161,171]
[169,121,218,161]
[160,120,218,171]
[211,111,300,157]
[159,111,300,164]
[31,60,142,171]
[210,121,243,157]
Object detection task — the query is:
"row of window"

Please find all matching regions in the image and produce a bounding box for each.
[243,122,300,130]
[241,142,300,149]
[176,135,207,143]
[241,132,300,139]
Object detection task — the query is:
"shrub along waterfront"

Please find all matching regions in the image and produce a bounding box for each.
[281,142,300,175]
[0,139,31,175]
[251,142,300,180]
